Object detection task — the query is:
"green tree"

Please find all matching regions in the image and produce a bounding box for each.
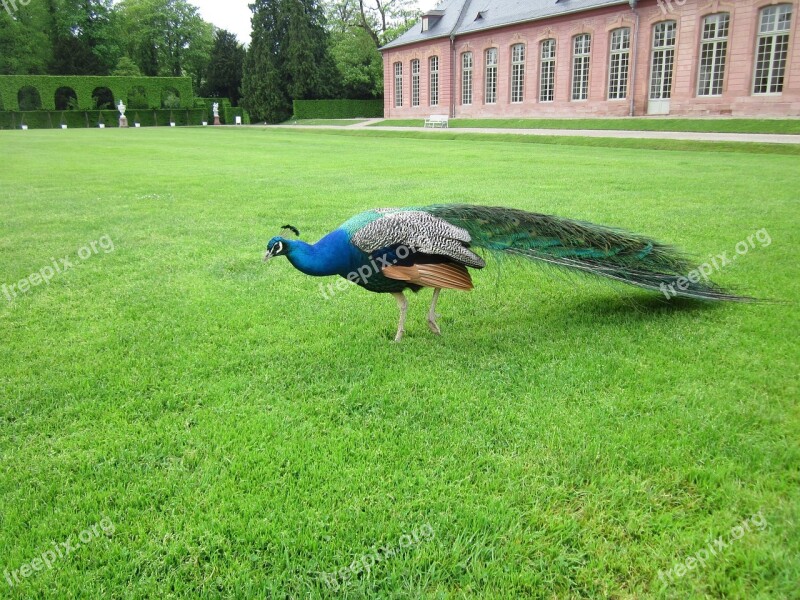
[116,0,213,82]
[0,3,52,74]
[112,56,143,76]
[329,27,382,98]
[204,30,246,105]
[47,0,121,75]
[243,0,338,123]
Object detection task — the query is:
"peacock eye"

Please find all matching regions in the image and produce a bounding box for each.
[276,242,283,254]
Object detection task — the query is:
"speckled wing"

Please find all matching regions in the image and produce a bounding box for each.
[350,210,486,269]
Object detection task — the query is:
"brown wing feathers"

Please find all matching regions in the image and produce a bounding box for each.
[382,262,474,291]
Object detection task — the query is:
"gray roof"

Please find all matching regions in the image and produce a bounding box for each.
[381,0,631,50]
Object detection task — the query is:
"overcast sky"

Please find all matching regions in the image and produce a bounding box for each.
[190,0,439,44]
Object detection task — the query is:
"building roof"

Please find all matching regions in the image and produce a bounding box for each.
[381,0,631,50]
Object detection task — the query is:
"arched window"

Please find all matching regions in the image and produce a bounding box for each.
[697,13,729,96]
[511,44,525,103]
[572,34,591,100]
[393,62,403,107]
[485,48,498,104]
[461,52,473,105]
[539,39,556,102]
[18,86,42,111]
[55,87,78,111]
[650,21,677,101]
[753,4,793,94]
[429,56,439,107]
[608,28,631,99]
[411,59,420,107]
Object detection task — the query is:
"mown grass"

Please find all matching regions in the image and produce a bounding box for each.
[372,117,800,135]
[0,128,798,598]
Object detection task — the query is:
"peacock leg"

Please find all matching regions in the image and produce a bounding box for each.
[392,292,408,342]
[427,288,442,335]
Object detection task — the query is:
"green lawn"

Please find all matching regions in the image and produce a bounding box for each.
[1,128,798,598]
[372,117,800,135]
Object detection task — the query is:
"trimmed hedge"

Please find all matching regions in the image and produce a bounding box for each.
[195,98,251,125]
[0,75,194,111]
[0,109,209,129]
[293,99,383,120]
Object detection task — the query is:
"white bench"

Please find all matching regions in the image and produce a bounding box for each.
[424,114,449,128]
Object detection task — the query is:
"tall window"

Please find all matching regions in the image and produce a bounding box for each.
[411,59,420,107]
[429,56,439,106]
[540,39,556,102]
[753,4,793,94]
[650,21,677,100]
[698,13,729,96]
[511,44,525,103]
[462,52,473,105]
[394,62,403,107]
[485,48,498,104]
[572,34,591,100]
[608,28,631,99]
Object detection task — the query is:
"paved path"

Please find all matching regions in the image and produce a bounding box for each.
[272,122,800,144]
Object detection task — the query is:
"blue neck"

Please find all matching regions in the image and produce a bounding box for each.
[284,230,363,277]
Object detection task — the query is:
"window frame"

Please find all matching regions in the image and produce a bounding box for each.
[461,51,473,105]
[649,21,677,100]
[539,38,556,103]
[697,13,730,97]
[752,4,793,95]
[429,55,439,106]
[410,58,420,107]
[607,27,631,100]
[572,33,591,101]
[511,43,526,104]
[394,62,403,107]
[485,47,498,104]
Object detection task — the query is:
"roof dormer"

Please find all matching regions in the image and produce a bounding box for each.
[421,10,445,32]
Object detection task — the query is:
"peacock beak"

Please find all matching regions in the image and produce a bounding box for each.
[263,248,275,262]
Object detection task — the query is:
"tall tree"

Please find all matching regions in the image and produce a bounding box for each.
[329,26,382,98]
[116,0,212,80]
[243,0,338,123]
[203,30,246,105]
[0,2,52,75]
[355,0,419,46]
[47,0,120,75]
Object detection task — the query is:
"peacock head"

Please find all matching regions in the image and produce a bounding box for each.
[264,225,301,262]
[264,237,290,262]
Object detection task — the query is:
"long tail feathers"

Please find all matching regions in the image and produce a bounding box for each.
[424,204,755,302]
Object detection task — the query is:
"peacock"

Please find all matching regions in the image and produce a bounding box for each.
[263,204,751,341]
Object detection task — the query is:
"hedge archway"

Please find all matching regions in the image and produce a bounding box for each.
[127,86,148,109]
[92,87,115,110]
[18,86,42,111]
[55,87,78,110]
[161,87,180,109]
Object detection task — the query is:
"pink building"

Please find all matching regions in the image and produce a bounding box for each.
[380,0,799,118]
